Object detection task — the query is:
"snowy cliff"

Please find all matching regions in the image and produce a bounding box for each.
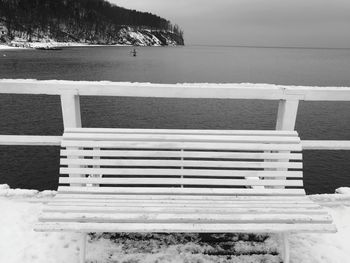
[0,0,184,47]
[114,27,184,46]
[2,26,184,48]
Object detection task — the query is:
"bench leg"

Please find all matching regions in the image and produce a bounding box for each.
[280,233,290,263]
[80,233,87,263]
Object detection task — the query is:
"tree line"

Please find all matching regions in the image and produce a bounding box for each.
[0,0,184,43]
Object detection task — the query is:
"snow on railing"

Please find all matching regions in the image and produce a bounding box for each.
[1,79,350,150]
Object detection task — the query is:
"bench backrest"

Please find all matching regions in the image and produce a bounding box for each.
[59,128,304,196]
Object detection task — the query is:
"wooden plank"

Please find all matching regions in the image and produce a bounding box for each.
[60,93,82,128]
[66,128,298,136]
[47,196,315,205]
[4,136,349,152]
[34,222,337,233]
[47,201,316,208]
[54,193,309,201]
[0,80,76,95]
[302,140,350,150]
[46,201,318,207]
[52,194,311,201]
[0,80,286,99]
[42,205,325,214]
[276,100,299,130]
[62,140,303,151]
[60,168,302,178]
[39,213,332,224]
[60,93,82,185]
[60,159,303,169]
[2,80,350,101]
[291,86,350,101]
[57,186,306,196]
[59,177,303,187]
[61,149,303,160]
[64,144,85,186]
[0,135,61,146]
[63,133,300,143]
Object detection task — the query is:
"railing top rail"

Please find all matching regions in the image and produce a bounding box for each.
[1,135,350,150]
[1,79,350,101]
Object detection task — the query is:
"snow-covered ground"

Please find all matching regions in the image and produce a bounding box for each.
[0,184,349,263]
[0,44,26,50]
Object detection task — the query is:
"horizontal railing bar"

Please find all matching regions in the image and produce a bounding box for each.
[2,79,350,101]
[0,135,61,146]
[301,140,350,150]
[1,135,350,150]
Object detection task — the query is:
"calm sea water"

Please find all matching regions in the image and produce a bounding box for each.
[1,45,350,194]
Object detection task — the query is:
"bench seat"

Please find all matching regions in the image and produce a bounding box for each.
[37,194,334,233]
[34,128,336,262]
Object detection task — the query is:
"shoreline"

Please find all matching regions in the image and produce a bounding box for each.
[0,44,26,50]
[0,42,135,50]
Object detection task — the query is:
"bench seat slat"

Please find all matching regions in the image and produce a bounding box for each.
[43,206,327,215]
[59,177,303,187]
[39,213,332,224]
[61,150,302,160]
[60,168,303,178]
[53,193,310,201]
[65,128,298,136]
[34,222,337,233]
[57,186,306,196]
[60,159,302,169]
[51,196,314,203]
[61,141,302,151]
[46,201,318,208]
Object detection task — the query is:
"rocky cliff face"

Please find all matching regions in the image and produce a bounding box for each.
[114,27,184,46]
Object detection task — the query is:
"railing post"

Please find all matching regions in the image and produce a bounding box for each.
[276,99,299,130]
[274,99,300,189]
[60,92,83,186]
[60,92,82,129]
[248,99,300,190]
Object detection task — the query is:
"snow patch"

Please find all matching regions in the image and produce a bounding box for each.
[335,187,350,195]
[0,44,26,50]
[0,184,56,198]
[117,28,163,46]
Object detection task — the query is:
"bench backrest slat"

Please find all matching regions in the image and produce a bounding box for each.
[60,168,302,178]
[62,141,302,151]
[58,186,306,196]
[61,149,302,160]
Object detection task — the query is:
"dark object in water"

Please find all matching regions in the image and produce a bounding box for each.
[131,48,137,57]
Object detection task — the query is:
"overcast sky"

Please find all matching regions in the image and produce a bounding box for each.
[110,0,350,48]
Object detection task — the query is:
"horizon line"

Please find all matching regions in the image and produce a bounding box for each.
[187,44,350,50]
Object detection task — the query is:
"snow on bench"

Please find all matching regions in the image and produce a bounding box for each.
[34,128,336,263]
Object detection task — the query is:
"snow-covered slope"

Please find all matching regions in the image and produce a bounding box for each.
[1,26,183,49]
[116,27,180,46]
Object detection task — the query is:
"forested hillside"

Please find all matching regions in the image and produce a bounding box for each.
[0,0,184,46]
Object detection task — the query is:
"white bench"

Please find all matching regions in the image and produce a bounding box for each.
[35,128,336,263]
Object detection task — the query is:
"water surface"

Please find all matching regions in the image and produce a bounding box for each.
[1,45,350,194]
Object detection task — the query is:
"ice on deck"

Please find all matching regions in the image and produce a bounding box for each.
[0,184,349,263]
